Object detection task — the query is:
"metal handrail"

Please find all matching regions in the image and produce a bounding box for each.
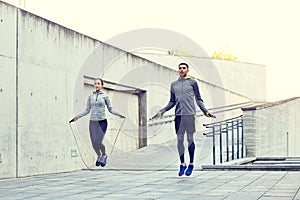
[203,115,243,127]
[148,101,252,126]
[203,115,244,165]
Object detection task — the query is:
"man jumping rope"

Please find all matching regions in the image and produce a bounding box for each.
[155,63,214,176]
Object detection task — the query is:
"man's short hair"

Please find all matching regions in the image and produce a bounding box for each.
[178,63,189,69]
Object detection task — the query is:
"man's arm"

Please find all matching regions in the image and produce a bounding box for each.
[192,80,215,117]
[152,86,176,118]
[191,80,208,113]
[159,90,176,114]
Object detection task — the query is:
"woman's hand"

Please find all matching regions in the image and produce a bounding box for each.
[119,114,126,118]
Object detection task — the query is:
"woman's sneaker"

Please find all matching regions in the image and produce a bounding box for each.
[185,164,194,176]
[95,155,102,166]
[178,164,187,176]
[100,155,107,167]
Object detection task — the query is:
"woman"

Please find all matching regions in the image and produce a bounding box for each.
[71,78,125,167]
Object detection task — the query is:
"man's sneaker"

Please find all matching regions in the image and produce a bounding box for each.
[95,155,102,166]
[178,164,187,176]
[185,164,194,176]
[100,155,107,167]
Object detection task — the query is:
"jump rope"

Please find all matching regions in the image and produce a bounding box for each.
[68,115,214,173]
[68,118,127,171]
[68,117,180,173]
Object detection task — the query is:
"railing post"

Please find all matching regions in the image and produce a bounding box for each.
[212,126,216,165]
[241,118,244,158]
[237,120,240,159]
[226,122,229,162]
[231,120,234,160]
[219,124,223,163]
[286,131,289,156]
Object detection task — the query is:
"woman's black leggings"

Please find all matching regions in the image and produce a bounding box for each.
[89,119,108,156]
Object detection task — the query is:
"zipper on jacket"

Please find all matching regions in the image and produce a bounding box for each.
[96,92,99,101]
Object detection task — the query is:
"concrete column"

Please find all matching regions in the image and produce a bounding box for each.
[242,110,257,157]
[138,91,147,148]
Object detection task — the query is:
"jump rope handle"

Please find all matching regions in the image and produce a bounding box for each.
[69,118,75,123]
[149,114,159,120]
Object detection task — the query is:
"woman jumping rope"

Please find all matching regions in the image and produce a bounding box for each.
[70,78,125,167]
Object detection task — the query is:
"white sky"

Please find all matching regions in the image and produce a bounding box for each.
[4,0,300,101]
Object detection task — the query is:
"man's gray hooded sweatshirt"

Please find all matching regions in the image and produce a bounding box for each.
[160,76,208,116]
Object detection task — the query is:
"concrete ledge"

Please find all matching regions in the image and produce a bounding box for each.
[242,97,300,111]
[202,157,300,171]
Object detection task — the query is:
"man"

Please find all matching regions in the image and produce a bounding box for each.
[156,63,214,176]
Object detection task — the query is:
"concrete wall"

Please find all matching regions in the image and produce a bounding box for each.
[0,1,17,179]
[243,97,300,157]
[213,59,266,102]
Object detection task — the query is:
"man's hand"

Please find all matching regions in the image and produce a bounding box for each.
[206,112,216,118]
[156,112,162,117]
[69,117,77,123]
[150,112,162,120]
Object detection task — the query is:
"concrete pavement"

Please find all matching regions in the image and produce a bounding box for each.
[1,140,300,199]
[0,169,300,200]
